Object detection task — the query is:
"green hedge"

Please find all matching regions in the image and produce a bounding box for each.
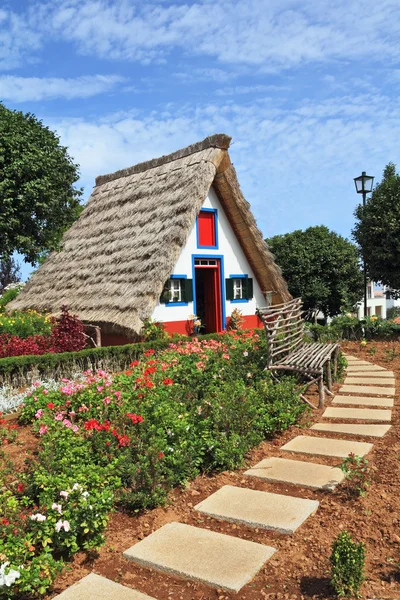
[0,333,230,386]
[306,315,400,342]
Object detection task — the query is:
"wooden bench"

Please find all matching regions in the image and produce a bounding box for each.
[256,298,339,408]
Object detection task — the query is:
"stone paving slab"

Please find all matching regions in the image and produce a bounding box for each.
[333,395,394,407]
[346,369,393,377]
[322,407,392,422]
[344,377,395,385]
[194,485,319,534]
[123,522,276,592]
[281,435,373,458]
[311,423,391,438]
[52,574,155,600]
[345,359,376,365]
[340,384,395,396]
[245,457,345,491]
[347,365,386,372]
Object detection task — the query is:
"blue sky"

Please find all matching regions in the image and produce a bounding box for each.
[2,0,400,280]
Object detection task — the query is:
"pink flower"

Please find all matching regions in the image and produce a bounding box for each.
[35,409,43,419]
[55,413,63,421]
[42,389,49,395]
[72,425,79,433]
[61,378,70,383]
[97,386,104,392]
[103,396,111,405]
[63,419,72,428]
[114,391,122,400]
[39,425,48,435]
[33,382,40,388]
[222,354,230,360]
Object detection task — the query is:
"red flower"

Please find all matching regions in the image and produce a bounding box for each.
[144,349,155,356]
[118,434,130,447]
[1,517,9,525]
[130,360,139,367]
[143,367,156,376]
[159,452,164,459]
[17,483,24,493]
[126,413,144,424]
[125,369,133,376]
[46,402,55,410]
[162,378,174,386]
[145,380,154,389]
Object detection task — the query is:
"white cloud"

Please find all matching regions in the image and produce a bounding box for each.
[0,74,126,102]
[28,0,400,71]
[0,8,41,70]
[216,84,290,96]
[48,91,400,240]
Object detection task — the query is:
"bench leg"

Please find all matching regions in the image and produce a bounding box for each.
[318,374,325,409]
[326,360,332,392]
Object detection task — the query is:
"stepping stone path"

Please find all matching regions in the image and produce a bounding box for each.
[59,353,396,597]
[311,422,392,438]
[123,522,276,592]
[333,395,394,407]
[340,384,395,396]
[52,574,156,599]
[194,485,319,534]
[322,406,392,421]
[245,456,345,490]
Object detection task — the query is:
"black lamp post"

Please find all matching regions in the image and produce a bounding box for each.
[354,171,374,319]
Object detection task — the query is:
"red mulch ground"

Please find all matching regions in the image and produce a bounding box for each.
[3,341,400,599]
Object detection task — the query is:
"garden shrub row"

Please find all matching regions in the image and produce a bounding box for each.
[0,332,228,387]
[0,331,307,598]
[306,314,400,342]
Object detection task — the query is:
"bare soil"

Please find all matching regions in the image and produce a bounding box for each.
[3,341,400,599]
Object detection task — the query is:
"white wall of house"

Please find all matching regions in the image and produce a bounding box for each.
[357,281,387,319]
[151,186,266,326]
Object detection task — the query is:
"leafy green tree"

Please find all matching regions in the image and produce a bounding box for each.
[0,103,82,264]
[0,255,21,293]
[353,162,400,294]
[267,226,363,318]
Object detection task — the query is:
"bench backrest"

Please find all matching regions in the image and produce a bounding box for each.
[256,298,305,367]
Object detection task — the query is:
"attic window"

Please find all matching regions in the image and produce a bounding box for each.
[197,209,217,248]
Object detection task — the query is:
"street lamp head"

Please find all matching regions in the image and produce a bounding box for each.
[354,171,374,194]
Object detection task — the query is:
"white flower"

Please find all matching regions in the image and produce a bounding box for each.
[243,351,248,357]
[30,513,46,522]
[51,503,63,514]
[81,491,89,499]
[55,519,70,532]
[72,483,82,491]
[60,491,69,499]
[0,562,21,588]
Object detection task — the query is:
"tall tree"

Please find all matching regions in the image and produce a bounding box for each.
[0,255,21,293]
[353,162,400,294]
[267,225,363,318]
[0,103,83,264]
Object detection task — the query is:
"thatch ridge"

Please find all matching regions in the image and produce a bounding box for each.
[10,133,290,336]
[96,133,232,186]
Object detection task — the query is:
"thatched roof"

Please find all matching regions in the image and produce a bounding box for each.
[10,134,291,336]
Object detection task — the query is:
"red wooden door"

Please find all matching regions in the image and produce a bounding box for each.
[195,260,222,333]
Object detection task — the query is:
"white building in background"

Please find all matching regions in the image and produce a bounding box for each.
[385,289,400,316]
[357,281,387,319]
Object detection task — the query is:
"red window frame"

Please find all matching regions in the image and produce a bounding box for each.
[197,210,217,248]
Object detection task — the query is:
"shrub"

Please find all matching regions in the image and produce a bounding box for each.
[307,315,400,342]
[141,318,168,342]
[339,454,372,497]
[0,310,52,339]
[330,530,366,597]
[0,307,86,358]
[0,285,25,313]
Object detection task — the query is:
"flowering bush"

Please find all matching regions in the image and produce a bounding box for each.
[0,307,86,358]
[0,310,52,339]
[1,330,307,597]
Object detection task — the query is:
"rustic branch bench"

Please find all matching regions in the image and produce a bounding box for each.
[256,298,339,408]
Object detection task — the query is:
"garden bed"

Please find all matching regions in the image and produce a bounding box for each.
[2,339,399,599]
